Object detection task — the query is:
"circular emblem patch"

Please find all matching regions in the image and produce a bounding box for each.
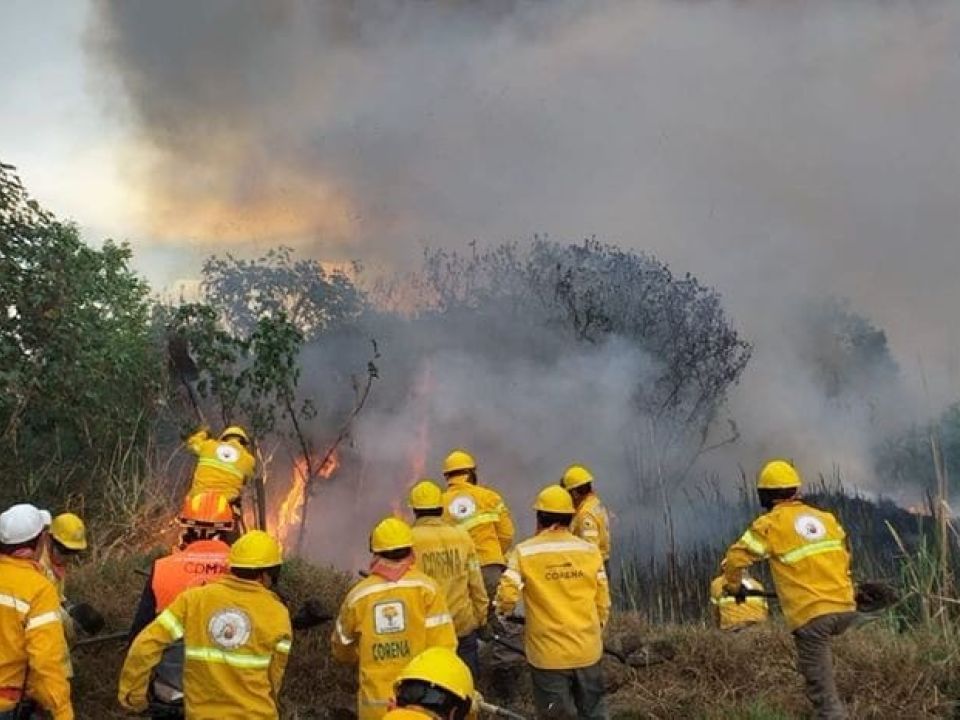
[448,495,477,520]
[794,515,827,541]
[208,608,251,649]
[216,443,240,463]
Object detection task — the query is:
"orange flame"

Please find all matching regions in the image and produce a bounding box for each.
[275,450,340,548]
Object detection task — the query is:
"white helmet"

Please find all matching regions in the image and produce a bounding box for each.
[0,504,51,545]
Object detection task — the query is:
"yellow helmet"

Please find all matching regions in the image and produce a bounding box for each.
[409,480,443,510]
[757,460,802,490]
[50,513,87,551]
[394,646,474,701]
[532,485,575,514]
[443,450,476,476]
[560,464,594,491]
[370,517,414,553]
[229,530,283,569]
[220,426,250,445]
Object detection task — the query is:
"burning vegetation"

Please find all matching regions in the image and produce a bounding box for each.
[274,451,341,550]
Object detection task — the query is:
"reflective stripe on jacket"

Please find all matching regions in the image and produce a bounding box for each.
[0,555,73,720]
[709,575,768,630]
[723,499,856,630]
[331,568,457,720]
[441,478,514,567]
[118,575,292,719]
[411,517,489,637]
[152,539,230,612]
[495,528,610,670]
[186,430,256,500]
[571,492,611,561]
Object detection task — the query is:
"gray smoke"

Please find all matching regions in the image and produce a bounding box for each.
[88,1,960,551]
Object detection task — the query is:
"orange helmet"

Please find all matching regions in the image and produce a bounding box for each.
[179,492,235,530]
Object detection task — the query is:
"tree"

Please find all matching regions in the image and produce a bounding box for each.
[167,252,378,551]
[796,298,899,404]
[201,247,365,339]
[419,237,752,491]
[0,161,161,507]
[875,403,960,496]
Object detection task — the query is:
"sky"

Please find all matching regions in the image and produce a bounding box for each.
[2,2,125,237]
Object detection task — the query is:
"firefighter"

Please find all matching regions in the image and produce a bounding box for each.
[37,512,94,681]
[118,530,292,719]
[440,449,514,600]
[709,569,768,631]
[495,486,610,720]
[560,464,612,575]
[385,647,475,720]
[129,491,235,640]
[332,517,457,720]
[39,513,89,633]
[0,503,73,720]
[185,425,256,502]
[39,513,87,600]
[408,480,488,676]
[723,460,856,720]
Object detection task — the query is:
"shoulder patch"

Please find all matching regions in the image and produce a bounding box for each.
[215,443,240,463]
[208,607,252,649]
[373,601,406,634]
[794,514,827,541]
[447,494,477,520]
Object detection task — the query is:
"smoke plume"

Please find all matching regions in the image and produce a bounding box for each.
[88,1,960,555]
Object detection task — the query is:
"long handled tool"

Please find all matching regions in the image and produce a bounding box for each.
[730,580,900,613]
[478,699,527,720]
[490,632,636,667]
[167,332,206,426]
[496,617,639,665]
[73,630,129,650]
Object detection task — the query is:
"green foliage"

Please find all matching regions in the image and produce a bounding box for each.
[167,303,314,439]
[0,161,161,507]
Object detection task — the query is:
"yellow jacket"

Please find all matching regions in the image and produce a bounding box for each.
[331,567,457,720]
[118,575,292,719]
[186,429,256,500]
[709,575,768,630]
[571,492,611,561]
[411,517,489,637]
[0,555,73,720]
[723,499,856,630]
[442,478,514,567]
[495,527,610,670]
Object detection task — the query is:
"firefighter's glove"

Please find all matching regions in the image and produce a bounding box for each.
[733,585,748,605]
[69,602,105,635]
[180,424,209,440]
